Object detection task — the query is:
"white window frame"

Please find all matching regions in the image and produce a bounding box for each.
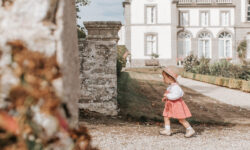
[218,32,232,59]
[198,32,212,58]
[221,11,230,26]
[178,32,192,58]
[179,11,189,26]
[145,34,158,56]
[200,11,209,27]
[247,1,250,21]
[146,6,157,24]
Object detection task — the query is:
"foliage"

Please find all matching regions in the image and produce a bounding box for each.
[184,54,250,81]
[237,40,247,64]
[77,27,86,39]
[75,0,91,19]
[117,46,128,76]
[193,57,210,74]
[209,59,232,77]
[183,54,199,73]
[151,53,159,59]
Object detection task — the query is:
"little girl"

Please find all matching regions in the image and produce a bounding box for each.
[160,68,195,138]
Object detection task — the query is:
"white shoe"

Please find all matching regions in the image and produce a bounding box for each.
[159,129,171,136]
[185,128,195,138]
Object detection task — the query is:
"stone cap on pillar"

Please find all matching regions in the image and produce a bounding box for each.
[84,21,122,42]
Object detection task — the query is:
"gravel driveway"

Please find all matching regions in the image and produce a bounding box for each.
[84,122,250,150]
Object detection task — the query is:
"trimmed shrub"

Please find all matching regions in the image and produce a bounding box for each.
[242,81,250,93]
[215,77,223,86]
[201,75,210,83]
[186,72,195,79]
[229,79,243,89]
[195,74,202,81]
[221,77,230,87]
[208,76,217,85]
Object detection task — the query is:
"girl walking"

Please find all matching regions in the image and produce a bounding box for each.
[160,68,195,138]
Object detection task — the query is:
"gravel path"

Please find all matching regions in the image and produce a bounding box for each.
[178,77,250,110]
[84,122,250,150]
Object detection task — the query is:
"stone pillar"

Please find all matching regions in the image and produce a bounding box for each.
[79,21,121,116]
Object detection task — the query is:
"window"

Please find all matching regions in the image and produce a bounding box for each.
[146,35,157,56]
[180,12,189,26]
[198,32,211,58]
[200,11,209,26]
[221,12,230,26]
[218,32,232,58]
[146,6,156,24]
[178,32,191,58]
[248,0,250,21]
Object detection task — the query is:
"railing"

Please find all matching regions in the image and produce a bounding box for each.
[196,0,212,4]
[178,0,233,4]
[178,0,193,4]
[216,0,232,3]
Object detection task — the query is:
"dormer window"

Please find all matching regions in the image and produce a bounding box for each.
[146,6,156,24]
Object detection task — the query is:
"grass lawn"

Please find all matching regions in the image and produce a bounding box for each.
[117,71,250,126]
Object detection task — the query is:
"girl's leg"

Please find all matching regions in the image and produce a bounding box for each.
[160,117,171,135]
[178,119,190,128]
[179,119,195,138]
[164,117,170,126]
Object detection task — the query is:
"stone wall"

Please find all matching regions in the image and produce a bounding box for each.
[79,21,121,116]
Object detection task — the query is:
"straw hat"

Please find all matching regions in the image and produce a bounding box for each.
[162,68,178,81]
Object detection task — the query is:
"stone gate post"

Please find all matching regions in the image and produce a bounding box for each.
[79,21,121,116]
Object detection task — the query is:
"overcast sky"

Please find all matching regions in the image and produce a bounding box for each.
[77,0,124,26]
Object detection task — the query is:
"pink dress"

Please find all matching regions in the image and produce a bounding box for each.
[162,83,192,119]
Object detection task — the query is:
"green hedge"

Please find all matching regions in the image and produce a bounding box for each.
[242,81,250,92]
[229,79,242,89]
[182,72,250,93]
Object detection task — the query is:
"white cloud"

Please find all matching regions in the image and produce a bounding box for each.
[77,0,124,26]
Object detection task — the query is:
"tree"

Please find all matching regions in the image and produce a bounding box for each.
[76,0,90,19]
[75,0,91,38]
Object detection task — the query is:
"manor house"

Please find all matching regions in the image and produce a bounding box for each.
[120,0,250,67]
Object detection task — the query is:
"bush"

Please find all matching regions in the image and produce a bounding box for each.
[222,77,230,87]
[209,59,232,77]
[194,57,210,75]
[195,74,202,81]
[229,79,242,89]
[237,40,247,64]
[242,81,250,92]
[183,54,199,73]
[117,45,127,76]
[184,54,250,81]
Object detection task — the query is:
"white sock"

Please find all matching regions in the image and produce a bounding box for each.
[165,125,170,130]
[186,126,193,130]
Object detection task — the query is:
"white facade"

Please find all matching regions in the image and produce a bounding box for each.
[121,0,250,67]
